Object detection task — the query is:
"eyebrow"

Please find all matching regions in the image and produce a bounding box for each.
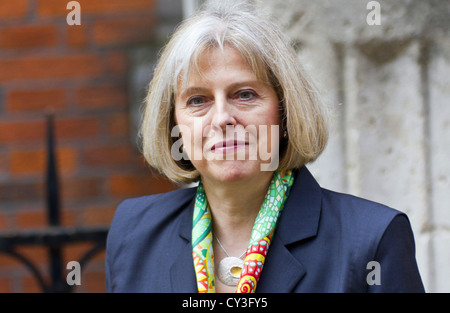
[179,80,265,99]
[178,87,210,99]
[227,80,265,91]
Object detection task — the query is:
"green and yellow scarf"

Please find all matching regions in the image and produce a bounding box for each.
[192,169,294,293]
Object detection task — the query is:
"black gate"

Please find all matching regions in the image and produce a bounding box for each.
[0,114,109,292]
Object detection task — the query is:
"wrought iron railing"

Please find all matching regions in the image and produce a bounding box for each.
[0,114,109,292]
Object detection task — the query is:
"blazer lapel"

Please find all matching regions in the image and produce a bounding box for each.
[169,194,198,293]
[257,166,322,293]
[255,234,306,292]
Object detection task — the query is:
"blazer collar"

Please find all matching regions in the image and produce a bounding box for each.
[256,166,322,292]
[170,166,322,293]
[275,166,322,245]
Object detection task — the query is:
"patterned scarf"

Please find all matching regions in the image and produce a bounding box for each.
[192,170,294,293]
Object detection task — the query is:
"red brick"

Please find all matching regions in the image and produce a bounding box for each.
[64,243,91,262]
[76,84,128,109]
[61,209,76,227]
[10,148,77,176]
[0,0,27,18]
[109,174,175,197]
[0,277,12,293]
[16,246,49,292]
[83,205,115,225]
[61,177,102,200]
[67,25,88,47]
[0,181,43,202]
[0,152,8,177]
[64,243,106,266]
[55,117,99,139]
[22,275,43,293]
[107,113,129,137]
[82,271,106,293]
[93,17,155,46]
[84,145,133,167]
[0,54,102,82]
[10,150,44,175]
[107,51,128,76]
[0,253,20,267]
[17,246,48,265]
[0,214,6,230]
[20,208,76,228]
[16,211,46,228]
[0,25,57,49]
[0,120,45,143]
[0,117,99,144]
[38,0,155,16]
[7,89,66,112]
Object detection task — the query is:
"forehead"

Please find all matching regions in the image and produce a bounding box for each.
[192,46,254,80]
[177,45,271,91]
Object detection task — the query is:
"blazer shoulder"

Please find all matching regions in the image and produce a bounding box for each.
[110,187,196,232]
[321,188,404,223]
[320,188,409,251]
[106,187,196,292]
[318,189,423,292]
[107,187,196,255]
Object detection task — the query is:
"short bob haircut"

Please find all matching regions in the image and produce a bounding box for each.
[141,0,329,184]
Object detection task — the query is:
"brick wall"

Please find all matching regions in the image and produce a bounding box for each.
[0,0,176,292]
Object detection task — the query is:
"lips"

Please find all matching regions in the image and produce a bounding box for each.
[211,140,247,153]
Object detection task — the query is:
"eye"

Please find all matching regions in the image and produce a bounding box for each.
[187,96,206,106]
[237,90,256,101]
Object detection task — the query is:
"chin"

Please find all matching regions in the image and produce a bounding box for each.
[200,160,262,183]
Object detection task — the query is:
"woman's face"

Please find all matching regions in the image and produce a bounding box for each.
[174,46,280,183]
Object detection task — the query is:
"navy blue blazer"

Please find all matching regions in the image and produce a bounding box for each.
[105,166,425,292]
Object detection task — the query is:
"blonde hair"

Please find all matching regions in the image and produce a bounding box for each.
[141,0,329,184]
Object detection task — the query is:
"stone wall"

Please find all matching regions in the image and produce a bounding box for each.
[259,0,449,292]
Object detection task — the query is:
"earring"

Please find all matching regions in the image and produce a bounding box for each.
[283,130,287,138]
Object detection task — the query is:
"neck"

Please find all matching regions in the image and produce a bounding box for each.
[201,171,274,252]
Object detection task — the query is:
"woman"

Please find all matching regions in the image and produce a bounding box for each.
[106,1,424,293]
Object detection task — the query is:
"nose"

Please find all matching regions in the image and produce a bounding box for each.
[210,95,237,130]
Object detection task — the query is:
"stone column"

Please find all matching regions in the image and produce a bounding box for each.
[261,0,450,292]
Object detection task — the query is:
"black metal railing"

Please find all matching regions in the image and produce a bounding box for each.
[0,114,109,292]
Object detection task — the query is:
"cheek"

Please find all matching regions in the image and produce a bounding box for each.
[256,103,281,130]
[255,105,281,146]
[176,119,205,160]
[268,101,282,126]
